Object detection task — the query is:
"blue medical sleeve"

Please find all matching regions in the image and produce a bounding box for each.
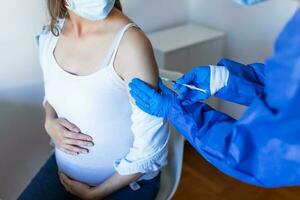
[169,95,300,188]
[215,58,265,106]
[168,8,300,188]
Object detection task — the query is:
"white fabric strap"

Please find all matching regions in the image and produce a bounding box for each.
[209,65,229,95]
[108,23,139,66]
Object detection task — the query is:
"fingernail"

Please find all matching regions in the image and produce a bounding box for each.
[82,150,89,154]
[87,143,94,147]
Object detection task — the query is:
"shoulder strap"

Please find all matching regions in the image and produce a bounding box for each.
[106,23,140,66]
[56,18,66,34]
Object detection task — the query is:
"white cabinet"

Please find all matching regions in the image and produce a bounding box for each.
[148,24,225,73]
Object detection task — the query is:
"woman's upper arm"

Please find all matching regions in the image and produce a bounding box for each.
[112,28,169,176]
[115,28,159,92]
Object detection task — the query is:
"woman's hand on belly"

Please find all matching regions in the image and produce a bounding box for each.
[59,172,96,200]
[45,117,94,155]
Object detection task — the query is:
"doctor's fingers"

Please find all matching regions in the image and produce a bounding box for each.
[136,101,151,113]
[182,92,207,105]
[130,79,157,96]
[129,89,151,111]
[177,86,188,98]
[130,88,151,102]
[130,90,152,109]
[173,81,186,92]
[176,71,195,85]
[158,79,173,95]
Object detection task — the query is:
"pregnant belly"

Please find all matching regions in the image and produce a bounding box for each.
[55,139,131,186]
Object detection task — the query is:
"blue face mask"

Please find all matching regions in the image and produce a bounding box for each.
[66,0,116,21]
[232,0,269,5]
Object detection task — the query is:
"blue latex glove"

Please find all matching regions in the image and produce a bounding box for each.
[129,78,178,118]
[175,66,211,105]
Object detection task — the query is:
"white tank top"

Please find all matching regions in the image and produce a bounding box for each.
[42,20,143,185]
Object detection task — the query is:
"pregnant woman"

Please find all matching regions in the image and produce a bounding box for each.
[18,0,169,199]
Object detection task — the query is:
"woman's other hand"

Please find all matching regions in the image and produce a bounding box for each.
[59,172,98,200]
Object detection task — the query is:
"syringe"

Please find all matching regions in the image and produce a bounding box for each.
[160,77,207,93]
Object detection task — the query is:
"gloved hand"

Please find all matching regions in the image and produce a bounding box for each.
[175,65,229,105]
[129,78,178,118]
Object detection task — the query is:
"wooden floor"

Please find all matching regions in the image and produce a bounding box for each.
[173,143,300,200]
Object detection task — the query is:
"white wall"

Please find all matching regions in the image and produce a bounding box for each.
[0,0,188,105]
[0,0,46,89]
[0,0,47,106]
[189,0,298,63]
[123,0,188,32]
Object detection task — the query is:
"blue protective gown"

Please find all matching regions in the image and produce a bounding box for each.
[168,9,300,188]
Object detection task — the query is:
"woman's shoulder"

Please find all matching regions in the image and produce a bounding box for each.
[114,13,153,63]
[111,9,150,48]
[116,22,158,88]
[124,25,149,47]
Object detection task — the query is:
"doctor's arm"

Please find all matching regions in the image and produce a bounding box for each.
[167,87,300,188]
[130,7,300,189]
[214,58,266,106]
[129,71,300,188]
[177,58,266,106]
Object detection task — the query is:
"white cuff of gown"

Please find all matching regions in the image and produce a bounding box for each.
[209,65,229,95]
[114,138,169,175]
[114,103,170,176]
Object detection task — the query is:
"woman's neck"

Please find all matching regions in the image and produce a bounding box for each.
[67,9,117,38]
